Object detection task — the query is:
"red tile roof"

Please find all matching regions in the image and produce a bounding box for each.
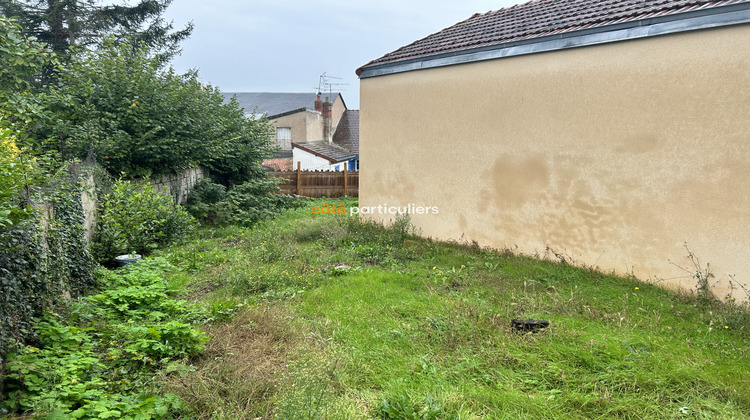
[358,0,749,74]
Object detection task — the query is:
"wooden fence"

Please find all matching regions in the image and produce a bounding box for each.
[268,163,358,198]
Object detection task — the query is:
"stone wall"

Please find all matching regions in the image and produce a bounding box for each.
[134,167,204,205]
[77,166,204,244]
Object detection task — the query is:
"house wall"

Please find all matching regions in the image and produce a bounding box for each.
[360,24,750,299]
[332,95,347,131]
[271,110,324,147]
[293,148,349,171]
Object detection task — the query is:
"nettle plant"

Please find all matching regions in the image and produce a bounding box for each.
[1,258,212,418]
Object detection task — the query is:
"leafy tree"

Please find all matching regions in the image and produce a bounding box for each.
[29,39,275,180]
[0,126,35,227]
[0,0,192,64]
[0,16,54,128]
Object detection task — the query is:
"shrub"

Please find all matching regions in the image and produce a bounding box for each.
[26,39,275,180]
[0,258,206,418]
[92,179,196,263]
[185,177,303,227]
[0,127,34,227]
[0,17,54,130]
[222,177,302,226]
[184,179,226,224]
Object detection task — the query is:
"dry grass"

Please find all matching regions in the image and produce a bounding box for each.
[161,305,301,419]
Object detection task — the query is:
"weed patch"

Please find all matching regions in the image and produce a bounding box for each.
[0,258,221,418]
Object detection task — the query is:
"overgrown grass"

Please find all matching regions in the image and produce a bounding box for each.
[154,197,750,419]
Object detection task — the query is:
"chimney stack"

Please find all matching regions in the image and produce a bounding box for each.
[314,93,322,112]
[322,97,332,142]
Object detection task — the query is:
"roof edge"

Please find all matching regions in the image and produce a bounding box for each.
[357,2,750,78]
[267,107,314,120]
[292,142,356,164]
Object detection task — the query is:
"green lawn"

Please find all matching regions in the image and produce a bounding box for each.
[156,197,750,419]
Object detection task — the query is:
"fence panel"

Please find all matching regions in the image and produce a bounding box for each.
[268,168,358,198]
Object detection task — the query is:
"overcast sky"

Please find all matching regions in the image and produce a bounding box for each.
[163,0,523,109]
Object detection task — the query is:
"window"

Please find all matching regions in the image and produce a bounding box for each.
[276,127,291,150]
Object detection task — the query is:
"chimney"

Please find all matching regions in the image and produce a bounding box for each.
[322,97,332,142]
[314,93,322,112]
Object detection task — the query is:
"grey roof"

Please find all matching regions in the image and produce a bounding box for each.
[332,110,359,155]
[358,0,750,77]
[221,92,341,118]
[292,141,357,163]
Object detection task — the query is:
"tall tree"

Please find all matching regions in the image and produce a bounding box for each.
[0,16,54,128]
[0,0,192,63]
[31,40,274,179]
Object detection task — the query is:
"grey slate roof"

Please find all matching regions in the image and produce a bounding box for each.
[292,141,357,163]
[357,0,750,75]
[332,110,359,155]
[221,92,340,118]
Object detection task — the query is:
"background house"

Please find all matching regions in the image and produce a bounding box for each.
[332,110,359,170]
[221,92,353,170]
[357,0,750,299]
[292,141,357,171]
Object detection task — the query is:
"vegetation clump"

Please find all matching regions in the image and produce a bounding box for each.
[92,179,196,264]
[185,178,305,227]
[0,258,217,419]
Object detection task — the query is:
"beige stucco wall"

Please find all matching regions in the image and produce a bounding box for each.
[332,94,346,130]
[360,24,750,300]
[272,110,324,147]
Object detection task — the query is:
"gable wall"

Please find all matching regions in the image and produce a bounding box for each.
[332,95,347,130]
[271,110,325,146]
[360,24,750,299]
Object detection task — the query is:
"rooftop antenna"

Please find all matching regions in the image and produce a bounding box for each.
[314,72,348,99]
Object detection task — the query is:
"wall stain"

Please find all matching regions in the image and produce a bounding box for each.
[483,154,550,210]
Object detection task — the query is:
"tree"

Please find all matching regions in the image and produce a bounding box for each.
[0,0,192,64]
[0,16,54,127]
[0,125,35,227]
[30,40,275,180]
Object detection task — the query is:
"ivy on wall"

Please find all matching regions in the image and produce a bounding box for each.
[0,169,97,358]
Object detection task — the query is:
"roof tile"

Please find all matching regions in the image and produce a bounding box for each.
[332,110,359,154]
[358,0,749,72]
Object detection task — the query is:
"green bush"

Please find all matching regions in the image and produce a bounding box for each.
[92,179,196,264]
[185,177,303,227]
[0,127,34,227]
[224,177,305,226]
[0,258,206,418]
[0,17,54,130]
[26,39,275,180]
[184,179,226,224]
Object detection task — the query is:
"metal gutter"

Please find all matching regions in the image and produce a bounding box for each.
[358,3,750,79]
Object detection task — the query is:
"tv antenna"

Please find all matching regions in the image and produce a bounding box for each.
[314,72,348,99]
